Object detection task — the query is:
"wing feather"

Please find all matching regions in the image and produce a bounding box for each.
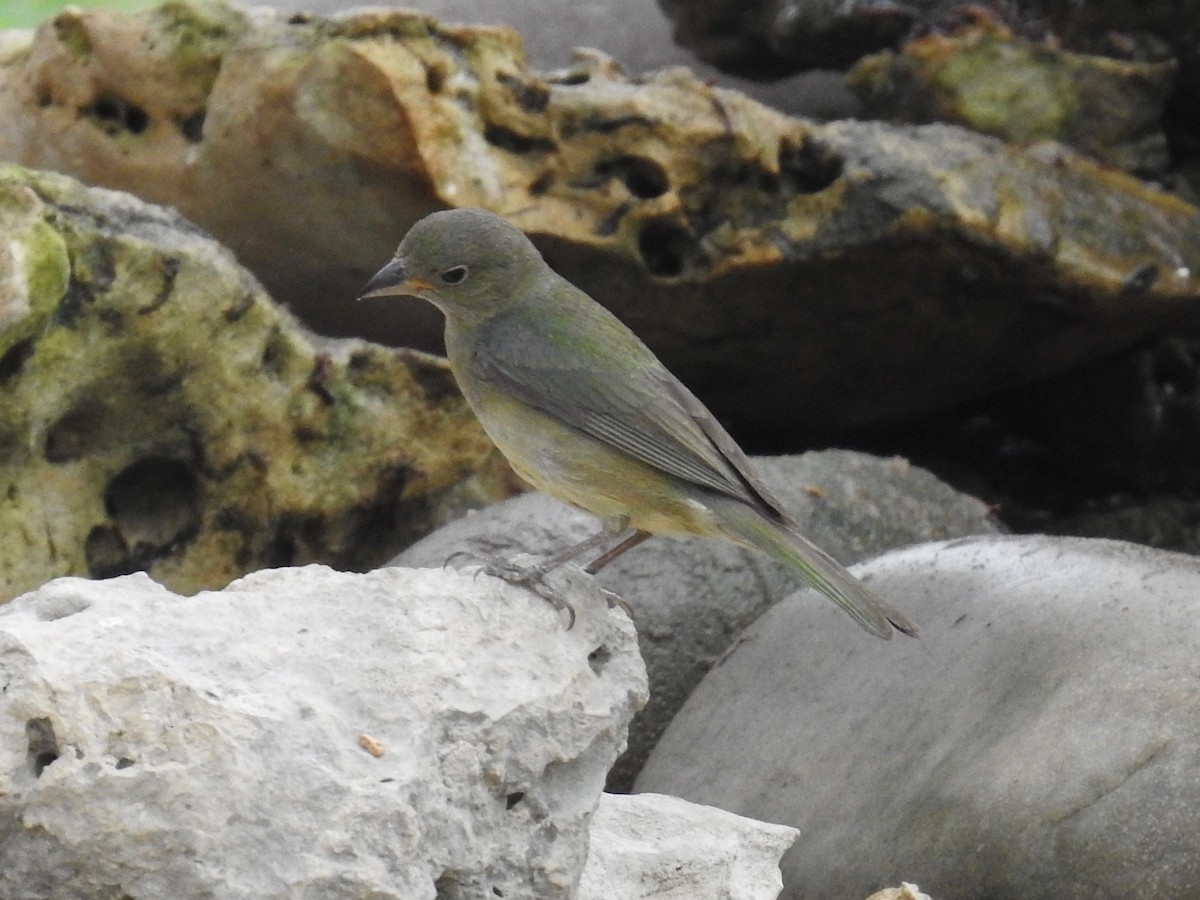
[470,286,789,520]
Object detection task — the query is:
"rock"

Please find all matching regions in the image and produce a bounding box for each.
[261,0,857,118]
[397,451,1001,789]
[867,886,934,900]
[636,535,1200,899]
[848,16,1177,174]
[2,2,1197,436]
[0,164,500,604]
[656,0,917,75]
[656,0,1200,82]
[996,336,1200,489]
[579,792,798,899]
[0,563,647,897]
[906,335,1200,556]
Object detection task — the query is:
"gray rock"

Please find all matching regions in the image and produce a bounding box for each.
[636,534,1200,899]
[657,0,915,75]
[0,564,646,898]
[398,451,1000,789]
[581,792,798,899]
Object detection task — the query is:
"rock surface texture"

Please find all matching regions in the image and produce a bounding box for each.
[637,535,1200,899]
[0,2,1196,436]
[579,791,798,899]
[0,564,649,898]
[848,17,1178,174]
[0,164,499,604]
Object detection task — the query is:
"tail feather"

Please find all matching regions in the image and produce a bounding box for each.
[713,499,918,639]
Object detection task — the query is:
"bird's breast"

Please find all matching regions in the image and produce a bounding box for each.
[464,381,724,538]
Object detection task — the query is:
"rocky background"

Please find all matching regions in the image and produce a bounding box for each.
[1,1,1199,898]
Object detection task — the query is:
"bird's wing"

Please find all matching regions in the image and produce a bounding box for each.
[472,290,791,520]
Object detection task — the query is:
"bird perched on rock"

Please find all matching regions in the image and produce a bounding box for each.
[360,208,917,639]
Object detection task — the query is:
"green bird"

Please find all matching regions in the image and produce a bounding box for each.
[360,208,917,639]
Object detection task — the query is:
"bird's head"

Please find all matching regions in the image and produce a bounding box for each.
[358,208,543,317]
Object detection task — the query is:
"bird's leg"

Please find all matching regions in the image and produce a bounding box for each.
[540,528,620,569]
[572,528,652,620]
[582,529,652,574]
[444,523,650,627]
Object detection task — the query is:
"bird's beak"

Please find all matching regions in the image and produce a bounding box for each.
[357,257,433,300]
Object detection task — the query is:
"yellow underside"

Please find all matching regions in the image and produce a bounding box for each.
[469,383,724,538]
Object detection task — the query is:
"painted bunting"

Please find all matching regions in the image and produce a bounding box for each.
[360,208,917,639]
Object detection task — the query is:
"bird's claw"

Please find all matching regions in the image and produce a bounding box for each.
[442,549,483,571]
[446,553,577,629]
[600,588,635,621]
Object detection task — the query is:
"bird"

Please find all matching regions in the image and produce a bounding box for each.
[359,207,917,639]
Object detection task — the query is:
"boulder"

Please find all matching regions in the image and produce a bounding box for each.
[580,791,798,899]
[0,164,499,604]
[637,535,1200,899]
[0,564,645,897]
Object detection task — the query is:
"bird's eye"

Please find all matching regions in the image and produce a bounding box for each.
[439,265,469,285]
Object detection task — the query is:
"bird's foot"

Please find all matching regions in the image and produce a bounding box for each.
[600,588,635,621]
[443,551,576,629]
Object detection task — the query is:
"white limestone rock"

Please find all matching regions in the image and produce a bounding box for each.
[0,564,647,898]
[580,792,798,899]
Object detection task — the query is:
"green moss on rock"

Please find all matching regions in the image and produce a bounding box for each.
[0,165,502,603]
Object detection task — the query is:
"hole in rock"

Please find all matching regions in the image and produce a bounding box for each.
[483,124,556,155]
[528,171,553,196]
[178,111,205,143]
[424,62,446,94]
[103,457,201,562]
[115,757,135,769]
[260,328,291,375]
[83,94,150,136]
[777,137,843,194]
[546,71,589,86]
[26,718,60,777]
[434,872,460,900]
[637,220,691,278]
[587,645,611,676]
[595,155,669,199]
[0,338,34,382]
[496,71,549,113]
[505,791,525,810]
[44,401,104,464]
[85,524,134,579]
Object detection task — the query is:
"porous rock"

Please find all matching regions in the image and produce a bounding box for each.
[579,791,798,899]
[848,16,1177,174]
[0,564,647,898]
[397,451,1001,789]
[657,0,1200,82]
[0,164,498,604]
[637,535,1200,899]
[1,2,1197,435]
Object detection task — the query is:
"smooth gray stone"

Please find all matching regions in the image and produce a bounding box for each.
[636,534,1200,899]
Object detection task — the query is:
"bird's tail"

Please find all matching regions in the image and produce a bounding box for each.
[712,498,918,640]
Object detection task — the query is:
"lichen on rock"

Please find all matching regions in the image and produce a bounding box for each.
[847,16,1178,174]
[0,164,499,604]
